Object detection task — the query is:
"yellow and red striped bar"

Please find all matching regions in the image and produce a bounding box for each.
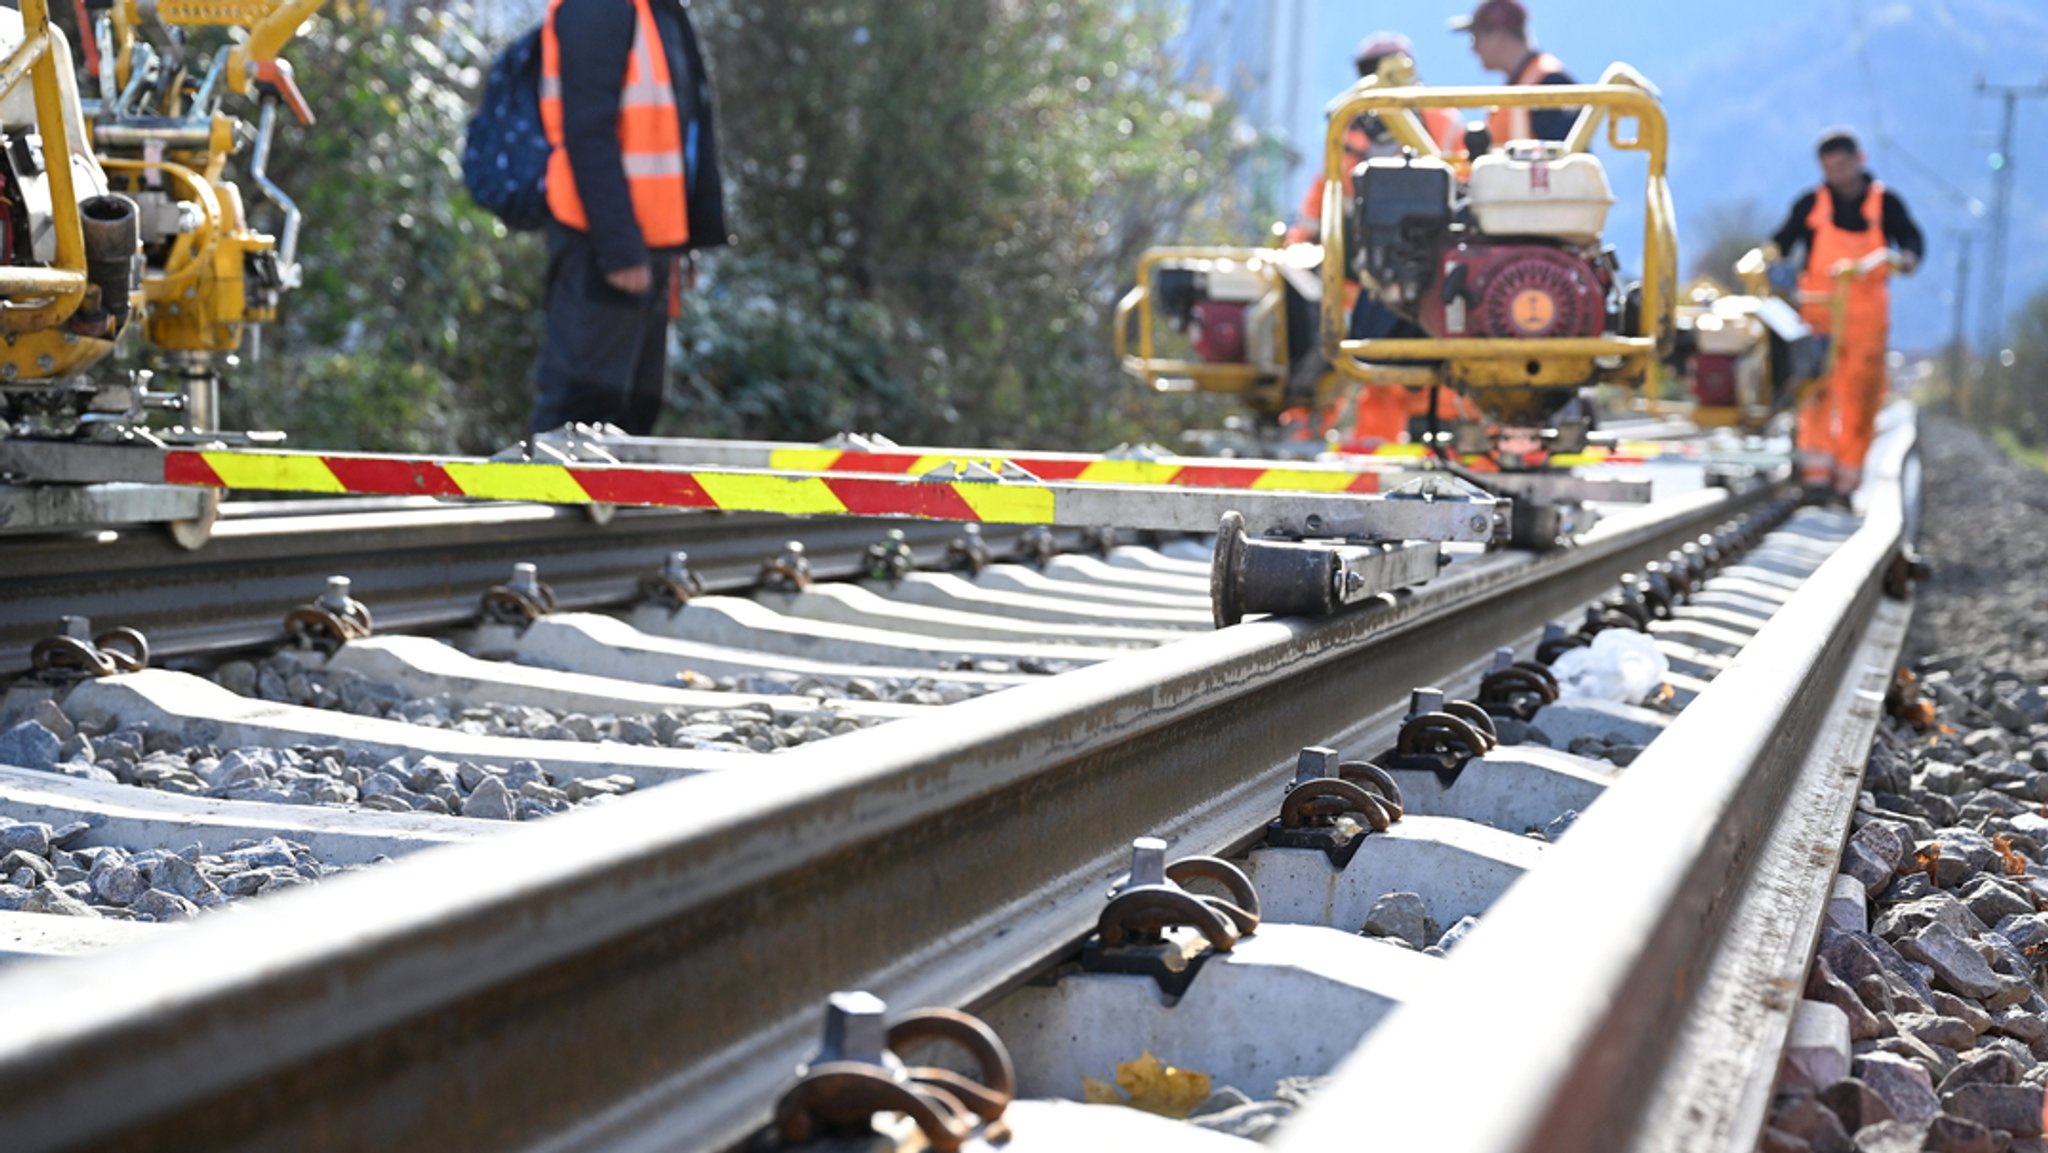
[756,447,1391,494]
[136,445,1502,541]
[163,449,1060,523]
[593,432,1689,498]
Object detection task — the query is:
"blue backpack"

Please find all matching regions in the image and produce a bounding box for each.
[463,27,550,231]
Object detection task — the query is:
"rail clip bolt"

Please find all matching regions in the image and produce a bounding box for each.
[1128,837,1168,889]
[1408,687,1446,720]
[318,576,353,614]
[508,563,542,597]
[1294,746,1340,785]
[816,990,891,1068]
[59,615,92,641]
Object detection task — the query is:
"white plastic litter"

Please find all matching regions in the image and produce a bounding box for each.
[1549,629,1670,704]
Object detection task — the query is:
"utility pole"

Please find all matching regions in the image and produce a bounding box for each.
[1948,231,1973,420]
[1974,77,2048,356]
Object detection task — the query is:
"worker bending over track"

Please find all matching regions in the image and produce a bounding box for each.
[1764,130,1923,500]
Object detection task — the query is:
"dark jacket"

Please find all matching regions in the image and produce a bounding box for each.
[552,0,729,270]
[1771,174,1925,269]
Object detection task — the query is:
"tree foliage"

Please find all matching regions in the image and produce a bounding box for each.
[676,0,1250,447]
[221,0,545,451]
[1687,199,1772,288]
[215,0,1248,453]
[1961,290,2048,453]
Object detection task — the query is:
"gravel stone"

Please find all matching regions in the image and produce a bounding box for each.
[1940,1083,2045,1135]
[461,775,517,821]
[1853,1052,1942,1125]
[26,699,75,743]
[1928,991,1992,1036]
[1922,1116,2001,1153]
[1960,877,2035,927]
[152,854,219,902]
[1361,892,1433,948]
[0,721,61,771]
[0,849,53,886]
[91,863,146,906]
[1855,1120,1934,1153]
[1817,1078,1895,1133]
[1772,1093,1852,1153]
[1809,957,1884,1042]
[1938,1050,2023,1096]
[1893,1014,1978,1053]
[0,822,53,858]
[129,888,199,921]
[22,884,98,917]
[1898,923,2004,1001]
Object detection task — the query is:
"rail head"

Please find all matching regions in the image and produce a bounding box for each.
[1276,409,1919,1153]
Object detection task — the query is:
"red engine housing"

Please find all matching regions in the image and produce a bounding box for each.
[1418,242,1608,341]
[1191,299,1249,364]
[1691,353,1740,407]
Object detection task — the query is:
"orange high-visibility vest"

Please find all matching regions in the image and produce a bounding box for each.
[1487,52,1567,145]
[540,0,690,248]
[1797,179,1890,336]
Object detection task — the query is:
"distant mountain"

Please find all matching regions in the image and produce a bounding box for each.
[1657,0,2048,351]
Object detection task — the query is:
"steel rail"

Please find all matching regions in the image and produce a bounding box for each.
[0,480,1777,1153]
[1278,410,1918,1153]
[0,503,1046,676]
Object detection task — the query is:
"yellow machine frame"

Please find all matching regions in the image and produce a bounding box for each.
[1317,65,1678,409]
[0,0,96,343]
[98,0,323,370]
[1113,245,1304,413]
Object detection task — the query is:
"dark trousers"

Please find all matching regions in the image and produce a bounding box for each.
[530,221,674,436]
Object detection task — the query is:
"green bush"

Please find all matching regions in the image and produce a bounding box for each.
[223,0,546,453]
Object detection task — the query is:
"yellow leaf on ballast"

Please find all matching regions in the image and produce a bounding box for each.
[1081,1076,1124,1105]
[1116,1050,1211,1118]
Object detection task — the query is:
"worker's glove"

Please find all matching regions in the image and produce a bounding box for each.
[1767,261,1800,294]
[1896,251,1920,276]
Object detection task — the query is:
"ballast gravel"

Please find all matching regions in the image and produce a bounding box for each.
[1759,417,2048,1153]
[0,815,349,922]
[216,652,902,752]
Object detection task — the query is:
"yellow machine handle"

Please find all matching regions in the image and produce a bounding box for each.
[152,0,326,116]
[0,0,89,332]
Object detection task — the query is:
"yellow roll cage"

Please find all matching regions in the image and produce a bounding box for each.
[1317,63,1678,402]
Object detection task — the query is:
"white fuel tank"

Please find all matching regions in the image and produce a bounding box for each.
[1467,143,1614,244]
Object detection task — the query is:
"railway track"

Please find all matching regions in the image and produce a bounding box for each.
[0,410,1923,1152]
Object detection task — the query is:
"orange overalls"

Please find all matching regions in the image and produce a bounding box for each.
[1795,181,1890,496]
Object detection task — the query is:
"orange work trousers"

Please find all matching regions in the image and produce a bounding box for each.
[1796,317,1888,495]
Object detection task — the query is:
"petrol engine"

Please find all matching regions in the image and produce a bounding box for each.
[1347,143,1629,458]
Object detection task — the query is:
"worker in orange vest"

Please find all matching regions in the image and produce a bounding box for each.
[1764,130,1923,498]
[1450,0,1578,144]
[532,0,728,436]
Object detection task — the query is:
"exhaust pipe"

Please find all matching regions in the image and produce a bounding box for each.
[80,194,140,330]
